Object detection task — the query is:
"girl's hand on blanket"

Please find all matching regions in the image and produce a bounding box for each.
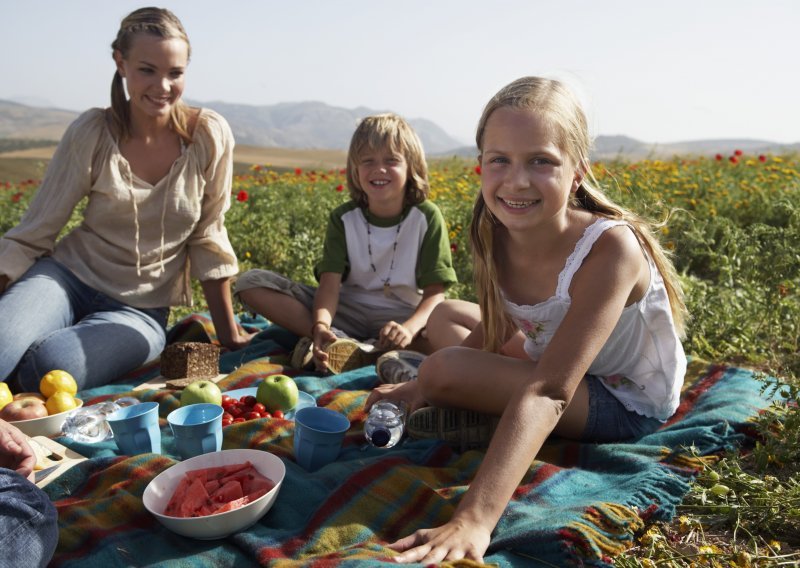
[0,418,37,482]
[377,321,412,351]
[365,381,426,413]
[387,518,490,564]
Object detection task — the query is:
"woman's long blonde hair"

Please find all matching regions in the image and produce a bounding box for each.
[471,77,687,352]
[109,7,193,143]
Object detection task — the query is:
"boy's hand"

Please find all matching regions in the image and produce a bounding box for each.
[377,321,412,350]
[311,327,338,372]
[221,330,257,351]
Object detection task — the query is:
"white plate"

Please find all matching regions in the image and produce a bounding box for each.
[9,399,84,438]
[143,448,285,539]
[223,388,315,420]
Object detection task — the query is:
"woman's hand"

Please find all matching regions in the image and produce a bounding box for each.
[388,517,492,564]
[377,321,413,351]
[0,418,37,482]
[365,381,427,413]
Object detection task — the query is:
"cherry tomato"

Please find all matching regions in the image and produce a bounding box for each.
[240,395,257,406]
[259,411,272,419]
[229,406,243,418]
[221,418,233,427]
[221,395,232,405]
[232,417,246,424]
[252,402,266,414]
[272,410,285,419]
[245,411,261,420]
[222,412,233,422]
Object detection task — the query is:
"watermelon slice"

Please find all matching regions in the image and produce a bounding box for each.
[184,461,252,484]
[164,476,193,517]
[180,477,212,518]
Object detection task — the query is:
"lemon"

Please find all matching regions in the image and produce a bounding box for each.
[0,382,12,411]
[39,370,78,398]
[45,392,79,415]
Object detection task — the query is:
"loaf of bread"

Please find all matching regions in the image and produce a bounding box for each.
[160,342,220,380]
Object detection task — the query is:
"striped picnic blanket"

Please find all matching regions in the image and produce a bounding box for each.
[43,313,778,567]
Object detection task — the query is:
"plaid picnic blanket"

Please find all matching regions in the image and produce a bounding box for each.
[43,313,779,567]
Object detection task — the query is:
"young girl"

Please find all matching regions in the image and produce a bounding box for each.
[0,8,251,392]
[235,114,457,374]
[365,76,687,563]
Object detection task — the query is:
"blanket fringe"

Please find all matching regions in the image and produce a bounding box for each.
[560,502,643,562]
[659,448,718,471]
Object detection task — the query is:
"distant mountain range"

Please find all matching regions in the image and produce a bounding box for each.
[1,99,798,159]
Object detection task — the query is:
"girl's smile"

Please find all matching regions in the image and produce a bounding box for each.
[480,107,580,233]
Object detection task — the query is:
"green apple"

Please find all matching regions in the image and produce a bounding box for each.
[256,374,299,412]
[180,380,223,407]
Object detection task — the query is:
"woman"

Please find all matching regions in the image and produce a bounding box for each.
[0,8,251,391]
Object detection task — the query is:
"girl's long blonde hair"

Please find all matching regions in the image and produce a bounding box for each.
[109,7,193,143]
[471,77,687,352]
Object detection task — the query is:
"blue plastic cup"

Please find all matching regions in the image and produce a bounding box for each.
[107,401,161,455]
[293,407,350,471]
[167,403,223,460]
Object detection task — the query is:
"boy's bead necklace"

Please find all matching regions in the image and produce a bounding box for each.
[365,211,404,298]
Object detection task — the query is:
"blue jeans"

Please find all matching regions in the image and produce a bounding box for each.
[0,468,58,568]
[0,258,168,391]
[582,375,664,442]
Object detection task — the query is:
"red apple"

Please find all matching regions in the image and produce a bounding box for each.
[13,392,46,403]
[1,398,48,421]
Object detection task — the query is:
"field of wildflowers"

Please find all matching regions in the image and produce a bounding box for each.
[1,151,798,565]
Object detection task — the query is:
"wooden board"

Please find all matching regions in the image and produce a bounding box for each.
[132,373,227,391]
[29,436,88,488]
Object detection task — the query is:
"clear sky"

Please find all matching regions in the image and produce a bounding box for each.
[2,0,798,145]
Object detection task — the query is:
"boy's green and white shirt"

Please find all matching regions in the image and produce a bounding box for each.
[315,200,457,309]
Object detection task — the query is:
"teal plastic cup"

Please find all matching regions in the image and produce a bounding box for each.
[293,407,350,471]
[167,403,223,460]
[107,401,161,455]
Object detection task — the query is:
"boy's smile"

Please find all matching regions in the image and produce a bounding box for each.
[357,147,408,217]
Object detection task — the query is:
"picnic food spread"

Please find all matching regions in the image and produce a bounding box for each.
[160,342,220,382]
[163,461,276,518]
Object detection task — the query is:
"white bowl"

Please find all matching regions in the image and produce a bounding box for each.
[9,399,84,438]
[142,448,285,539]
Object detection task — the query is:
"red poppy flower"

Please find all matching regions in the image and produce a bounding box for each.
[734,149,743,156]
[294,168,302,176]
[474,165,482,175]
[236,190,249,202]
[335,184,344,192]
[729,156,738,164]
[450,243,458,253]
[758,155,767,163]
[715,154,723,161]
[11,192,23,203]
